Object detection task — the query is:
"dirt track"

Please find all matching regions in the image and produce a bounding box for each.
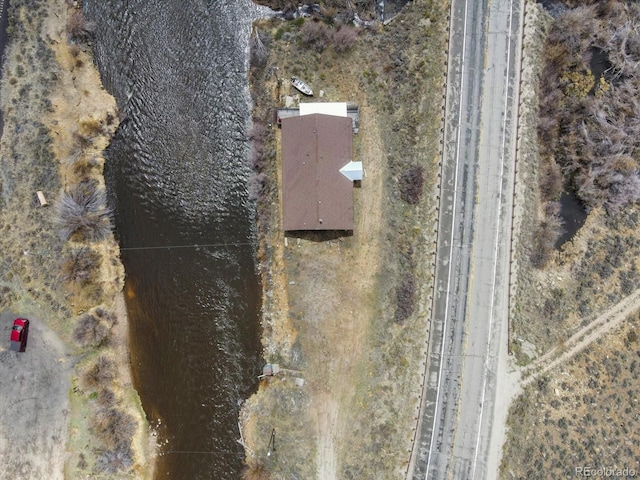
[0,309,74,479]
[523,286,640,386]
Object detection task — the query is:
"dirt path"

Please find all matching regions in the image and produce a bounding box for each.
[315,395,339,480]
[522,286,640,386]
[0,310,74,479]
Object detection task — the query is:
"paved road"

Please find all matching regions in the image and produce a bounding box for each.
[410,0,523,478]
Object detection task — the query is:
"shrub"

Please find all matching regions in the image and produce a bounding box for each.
[67,10,94,42]
[82,355,116,390]
[250,123,268,171]
[76,452,88,470]
[56,182,112,241]
[539,161,563,202]
[399,165,424,204]
[73,308,116,347]
[333,26,358,52]
[91,407,137,450]
[77,116,104,139]
[530,220,559,269]
[249,173,269,202]
[395,274,416,324]
[250,30,270,68]
[300,21,331,52]
[97,387,117,407]
[61,246,101,285]
[95,446,134,474]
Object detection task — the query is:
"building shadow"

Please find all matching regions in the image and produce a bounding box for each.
[285,230,353,242]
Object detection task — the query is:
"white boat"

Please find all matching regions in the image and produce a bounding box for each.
[291,76,313,96]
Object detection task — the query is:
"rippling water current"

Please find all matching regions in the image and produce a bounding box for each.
[85,2,267,478]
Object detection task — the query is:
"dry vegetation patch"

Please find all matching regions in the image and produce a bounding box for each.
[506,1,640,477]
[533,0,640,266]
[502,314,640,479]
[512,1,640,361]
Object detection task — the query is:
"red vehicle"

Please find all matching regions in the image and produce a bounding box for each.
[10,318,29,352]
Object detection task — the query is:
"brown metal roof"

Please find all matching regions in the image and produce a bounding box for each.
[281,114,354,231]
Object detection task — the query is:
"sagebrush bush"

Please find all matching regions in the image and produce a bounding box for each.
[82,355,116,390]
[67,10,94,42]
[73,308,116,347]
[95,446,134,474]
[96,386,117,407]
[77,116,103,140]
[333,26,358,52]
[91,407,137,450]
[56,182,112,241]
[399,165,424,204]
[61,246,101,285]
[395,274,416,324]
[300,21,331,52]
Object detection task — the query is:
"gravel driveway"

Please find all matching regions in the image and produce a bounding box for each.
[0,309,74,480]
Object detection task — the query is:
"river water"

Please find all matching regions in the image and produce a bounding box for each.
[84,1,267,478]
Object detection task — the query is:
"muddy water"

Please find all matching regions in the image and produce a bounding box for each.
[84,1,267,478]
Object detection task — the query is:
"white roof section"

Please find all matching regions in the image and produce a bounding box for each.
[299,102,348,118]
[339,161,364,181]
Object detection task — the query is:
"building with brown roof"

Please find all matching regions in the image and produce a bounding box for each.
[281,113,355,231]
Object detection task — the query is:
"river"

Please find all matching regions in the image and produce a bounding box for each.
[84,1,267,478]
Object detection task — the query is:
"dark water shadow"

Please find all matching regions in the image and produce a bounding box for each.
[555,191,588,248]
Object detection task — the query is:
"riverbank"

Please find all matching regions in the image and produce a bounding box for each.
[0,0,152,477]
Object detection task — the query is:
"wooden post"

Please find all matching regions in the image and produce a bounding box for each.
[36,191,48,207]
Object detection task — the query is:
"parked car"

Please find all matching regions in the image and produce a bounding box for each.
[10,318,29,352]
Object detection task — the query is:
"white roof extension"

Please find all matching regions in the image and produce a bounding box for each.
[299,102,348,117]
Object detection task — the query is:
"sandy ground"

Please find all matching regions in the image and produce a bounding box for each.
[0,309,73,479]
